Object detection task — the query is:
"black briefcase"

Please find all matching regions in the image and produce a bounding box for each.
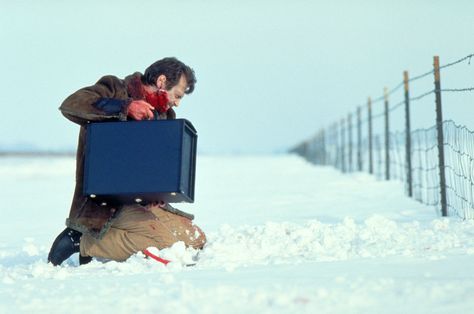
[83,119,197,204]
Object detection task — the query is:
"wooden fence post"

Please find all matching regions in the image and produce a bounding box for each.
[404,71,413,197]
[334,123,338,168]
[375,134,381,178]
[357,106,362,171]
[433,56,448,217]
[348,113,353,172]
[321,128,326,165]
[368,97,373,174]
[335,122,339,169]
[384,87,390,180]
[341,118,346,173]
[313,130,317,164]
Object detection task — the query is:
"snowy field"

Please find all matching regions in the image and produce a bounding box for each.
[1,155,474,314]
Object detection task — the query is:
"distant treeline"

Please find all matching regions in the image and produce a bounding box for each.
[0,151,75,157]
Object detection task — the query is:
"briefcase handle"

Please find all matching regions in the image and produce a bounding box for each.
[152,109,160,120]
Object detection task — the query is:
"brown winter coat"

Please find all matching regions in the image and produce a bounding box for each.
[60,73,176,239]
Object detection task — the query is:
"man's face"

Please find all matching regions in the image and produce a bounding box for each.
[165,75,187,108]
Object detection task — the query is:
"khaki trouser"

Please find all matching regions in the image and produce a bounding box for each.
[80,204,206,261]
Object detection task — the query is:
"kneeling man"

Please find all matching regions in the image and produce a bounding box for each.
[48,57,206,266]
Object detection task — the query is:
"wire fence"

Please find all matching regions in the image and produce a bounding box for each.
[290,54,474,219]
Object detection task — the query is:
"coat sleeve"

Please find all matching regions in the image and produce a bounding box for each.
[59,75,132,125]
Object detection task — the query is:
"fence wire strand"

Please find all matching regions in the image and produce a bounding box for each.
[439,54,473,70]
[441,87,474,92]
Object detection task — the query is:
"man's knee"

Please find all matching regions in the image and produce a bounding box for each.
[81,228,145,261]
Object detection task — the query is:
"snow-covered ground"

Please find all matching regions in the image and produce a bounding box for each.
[1,155,474,313]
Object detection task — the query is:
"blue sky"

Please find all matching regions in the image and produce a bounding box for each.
[1,0,473,153]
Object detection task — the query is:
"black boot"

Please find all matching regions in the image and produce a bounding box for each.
[79,255,93,265]
[47,227,82,266]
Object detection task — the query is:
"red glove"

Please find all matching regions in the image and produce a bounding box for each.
[144,89,170,114]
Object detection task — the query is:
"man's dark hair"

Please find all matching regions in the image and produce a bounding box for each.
[143,57,196,94]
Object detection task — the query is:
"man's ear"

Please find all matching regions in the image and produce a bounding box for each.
[156,75,167,89]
